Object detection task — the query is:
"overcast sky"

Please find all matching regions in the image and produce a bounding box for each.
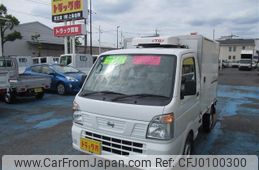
[1,0,259,47]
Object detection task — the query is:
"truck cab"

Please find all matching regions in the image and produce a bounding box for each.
[60,54,93,74]
[72,35,219,156]
[239,50,254,71]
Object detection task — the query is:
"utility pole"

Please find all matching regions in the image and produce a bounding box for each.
[84,18,87,53]
[120,31,123,49]
[155,28,159,36]
[98,25,101,54]
[116,26,120,49]
[213,29,215,40]
[89,0,92,55]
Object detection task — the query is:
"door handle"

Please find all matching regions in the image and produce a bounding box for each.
[196,92,200,97]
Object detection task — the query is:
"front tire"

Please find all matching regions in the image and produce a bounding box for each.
[57,83,66,95]
[183,133,193,155]
[4,91,15,104]
[203,105,216,133]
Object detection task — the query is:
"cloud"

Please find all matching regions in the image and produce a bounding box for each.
[1,0,259,47]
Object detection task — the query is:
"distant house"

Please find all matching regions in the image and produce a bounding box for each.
[4,21,114,57]
[217,39,255,61]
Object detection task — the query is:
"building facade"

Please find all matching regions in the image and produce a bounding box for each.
[217,39,255,61]
[4,22,114,57]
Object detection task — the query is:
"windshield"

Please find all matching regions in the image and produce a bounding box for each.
[60,56,72,65]
[81,54,177,106]
[52,65,79,74]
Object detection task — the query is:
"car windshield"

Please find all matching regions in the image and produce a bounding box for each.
[81,54,177,105]
[52,65,79,73]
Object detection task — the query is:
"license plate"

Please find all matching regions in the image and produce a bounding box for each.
[34,88,43,93]
[80,138,102,155]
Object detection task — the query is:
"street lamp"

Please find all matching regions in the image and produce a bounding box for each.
[116,26,120,49]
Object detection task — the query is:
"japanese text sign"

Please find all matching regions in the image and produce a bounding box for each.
[52,0,88,22]
[53,24,86,37]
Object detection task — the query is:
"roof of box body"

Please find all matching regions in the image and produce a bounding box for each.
[217,39,255,46]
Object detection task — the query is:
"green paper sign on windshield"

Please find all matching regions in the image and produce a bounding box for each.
[103,55,127,65]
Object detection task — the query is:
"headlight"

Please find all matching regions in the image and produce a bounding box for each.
[146,113,174,140]
[66,76,78,82]
[73,101,83,125]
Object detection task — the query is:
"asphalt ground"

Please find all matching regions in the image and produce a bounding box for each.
[0,68,259,158]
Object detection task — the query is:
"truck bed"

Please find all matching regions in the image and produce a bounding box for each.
[10,74,51,92]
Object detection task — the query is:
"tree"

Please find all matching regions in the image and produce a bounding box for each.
[0,4,22,55]
[31,33,42,57]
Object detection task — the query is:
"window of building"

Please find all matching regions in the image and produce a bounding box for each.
[40,58,47,63]
[233,56,236,60]
[229,47,232,52]
[233,46,236,52]
[242,46,246,50]
[18,58,27,63]
[228,56,231,60]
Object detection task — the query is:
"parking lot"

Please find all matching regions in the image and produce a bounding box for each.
[0,68,259,157]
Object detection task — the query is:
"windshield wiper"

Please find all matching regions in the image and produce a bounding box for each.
[112,93,170,101]
[80,90,126,97]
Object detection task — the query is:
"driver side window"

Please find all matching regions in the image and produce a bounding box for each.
[181,57,197,99]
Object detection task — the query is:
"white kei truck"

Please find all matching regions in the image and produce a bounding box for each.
[72,35,219,156]
[60,54,93,74]
[0,57,51,103]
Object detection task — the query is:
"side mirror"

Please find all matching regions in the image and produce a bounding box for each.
[48,72,55,76]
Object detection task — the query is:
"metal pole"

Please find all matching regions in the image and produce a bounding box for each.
[213,29,215,40]
[0,26,2,56]
[72,21,76,54]
[116,26,120,49]
[84,18,87,53]
[98,25,101,54]
[64,21,68,54]
[90,0,92,55]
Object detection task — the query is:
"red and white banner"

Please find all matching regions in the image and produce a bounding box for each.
[53,24,86,37]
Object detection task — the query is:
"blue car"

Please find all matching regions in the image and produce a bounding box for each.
[24,64,86,95]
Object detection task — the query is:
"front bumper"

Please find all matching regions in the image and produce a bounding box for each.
[66,82,82,93]
[72,125,183,156]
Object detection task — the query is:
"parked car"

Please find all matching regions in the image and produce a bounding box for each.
[252,60,258,69]
[231,60,240,68]
[222,60,230,68]
[24,64,86,95]
[0,57,51,104]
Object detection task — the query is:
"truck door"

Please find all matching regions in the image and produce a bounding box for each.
[179,55,201,135]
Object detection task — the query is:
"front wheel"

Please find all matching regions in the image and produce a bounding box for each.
[57,83,66,95]
[202,105,216,133]
[183,133,193,155]
[4,91,15,104]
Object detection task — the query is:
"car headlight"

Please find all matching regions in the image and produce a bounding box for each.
[66,76,78,82]
[73,101,83,125]
[146,113,174,140]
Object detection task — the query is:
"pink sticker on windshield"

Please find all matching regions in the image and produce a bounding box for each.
[133,56,161,65]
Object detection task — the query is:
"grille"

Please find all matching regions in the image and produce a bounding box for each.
[96,117,126,133]
[82,131,144,156]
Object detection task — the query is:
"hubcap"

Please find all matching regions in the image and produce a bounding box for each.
[57,84,65,94]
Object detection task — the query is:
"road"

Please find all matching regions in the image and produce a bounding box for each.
[0,68,259,157]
